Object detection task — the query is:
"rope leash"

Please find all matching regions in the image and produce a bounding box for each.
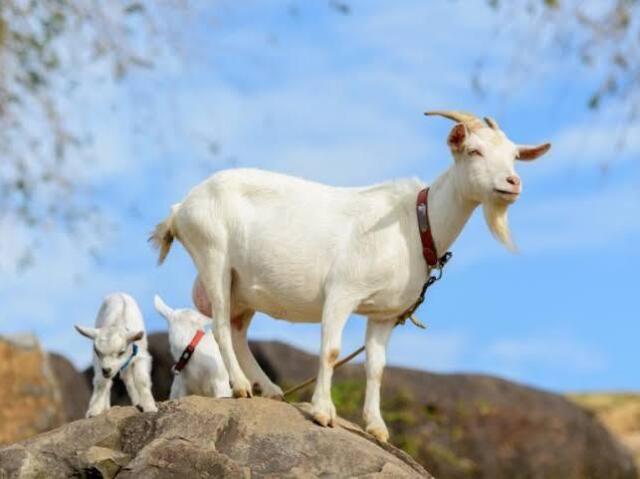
[283,252,452,398]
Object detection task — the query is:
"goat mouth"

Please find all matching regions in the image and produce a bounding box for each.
[493,188,520,197]
[493,188,520,202]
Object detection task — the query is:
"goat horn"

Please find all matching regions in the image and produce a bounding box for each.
[424,110,483,129]
[484,116,500,130]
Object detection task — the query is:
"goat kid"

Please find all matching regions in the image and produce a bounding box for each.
[154,294,232,399]
[75,293,157,417]
[151,111,550,442]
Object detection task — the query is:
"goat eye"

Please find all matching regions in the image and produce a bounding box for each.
[468,149,483,157]
[119,349,127,356]
[93,346,102,358]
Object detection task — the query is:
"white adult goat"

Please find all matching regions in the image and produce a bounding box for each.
[151,111,550,442]
[75,293,157,417]
[153,294,232,399]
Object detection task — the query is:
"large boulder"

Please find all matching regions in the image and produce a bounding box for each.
[0,334,67,445]
[49,352,91,421]
[0,334,90,445]
[0,397,432,478]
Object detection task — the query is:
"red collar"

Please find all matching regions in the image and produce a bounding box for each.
[172,329,205,374]
[416,188,442,267]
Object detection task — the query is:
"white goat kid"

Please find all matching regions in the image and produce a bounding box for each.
[153,294,232,399]
[150,111,550,442]
[75,293,157,417]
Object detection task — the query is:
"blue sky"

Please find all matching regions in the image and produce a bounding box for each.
[1,0,639,392]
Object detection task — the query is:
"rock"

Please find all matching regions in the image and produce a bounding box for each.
[49,352,91,421]
[0,397,433,478]
[81,446,131,479]
[0,334,66,445]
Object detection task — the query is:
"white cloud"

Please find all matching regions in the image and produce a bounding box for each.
[486,335,606,375]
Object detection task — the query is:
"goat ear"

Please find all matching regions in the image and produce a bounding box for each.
[154,294,174,321]
[127,330,144,343]
[75,325,98,340]
[447,123,468,152]
[517,143,551,161]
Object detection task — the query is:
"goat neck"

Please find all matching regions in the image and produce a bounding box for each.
[426,168,478,257]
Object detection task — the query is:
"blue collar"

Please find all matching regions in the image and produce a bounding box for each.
[119,343,139,373]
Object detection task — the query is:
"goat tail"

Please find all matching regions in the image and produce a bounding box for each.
[149,203,181,265]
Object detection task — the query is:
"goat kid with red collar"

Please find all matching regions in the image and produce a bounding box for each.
[151,110,551,442]
[153,294,232,399]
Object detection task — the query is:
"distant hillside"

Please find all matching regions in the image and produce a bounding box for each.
[569,393,640,470]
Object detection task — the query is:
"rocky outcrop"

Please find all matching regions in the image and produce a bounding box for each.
[0,335,90,446]
[0,334,67,445]
[49,352,91,421]
[0,397,432,478]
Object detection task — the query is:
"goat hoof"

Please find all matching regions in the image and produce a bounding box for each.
[142,403,158,413]
[366,425,389,443]
[312,411,332,427]
[233,387,252,398]
[311,399,336,427]
[135,404,144,412]
[86,409,103,418]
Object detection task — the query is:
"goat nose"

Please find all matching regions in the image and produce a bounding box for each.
[506,175,520,186]
[102,368,112,377]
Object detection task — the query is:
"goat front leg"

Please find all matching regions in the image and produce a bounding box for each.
[120,368,141,409]
[131,357,157,412]
[169,374,186,400]
[86,372,112,418]
[363,318,395,442]
[231,309,283,399]
[311,296,357,427]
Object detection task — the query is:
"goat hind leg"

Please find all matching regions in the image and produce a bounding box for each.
[200,263,252,398]
[231,310,284,399]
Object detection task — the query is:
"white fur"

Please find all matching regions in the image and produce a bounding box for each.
[75,293,157,417]
[153,294,232,399]
[151,117,549,441]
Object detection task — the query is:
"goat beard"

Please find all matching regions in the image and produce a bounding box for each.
[483,200,517,252]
